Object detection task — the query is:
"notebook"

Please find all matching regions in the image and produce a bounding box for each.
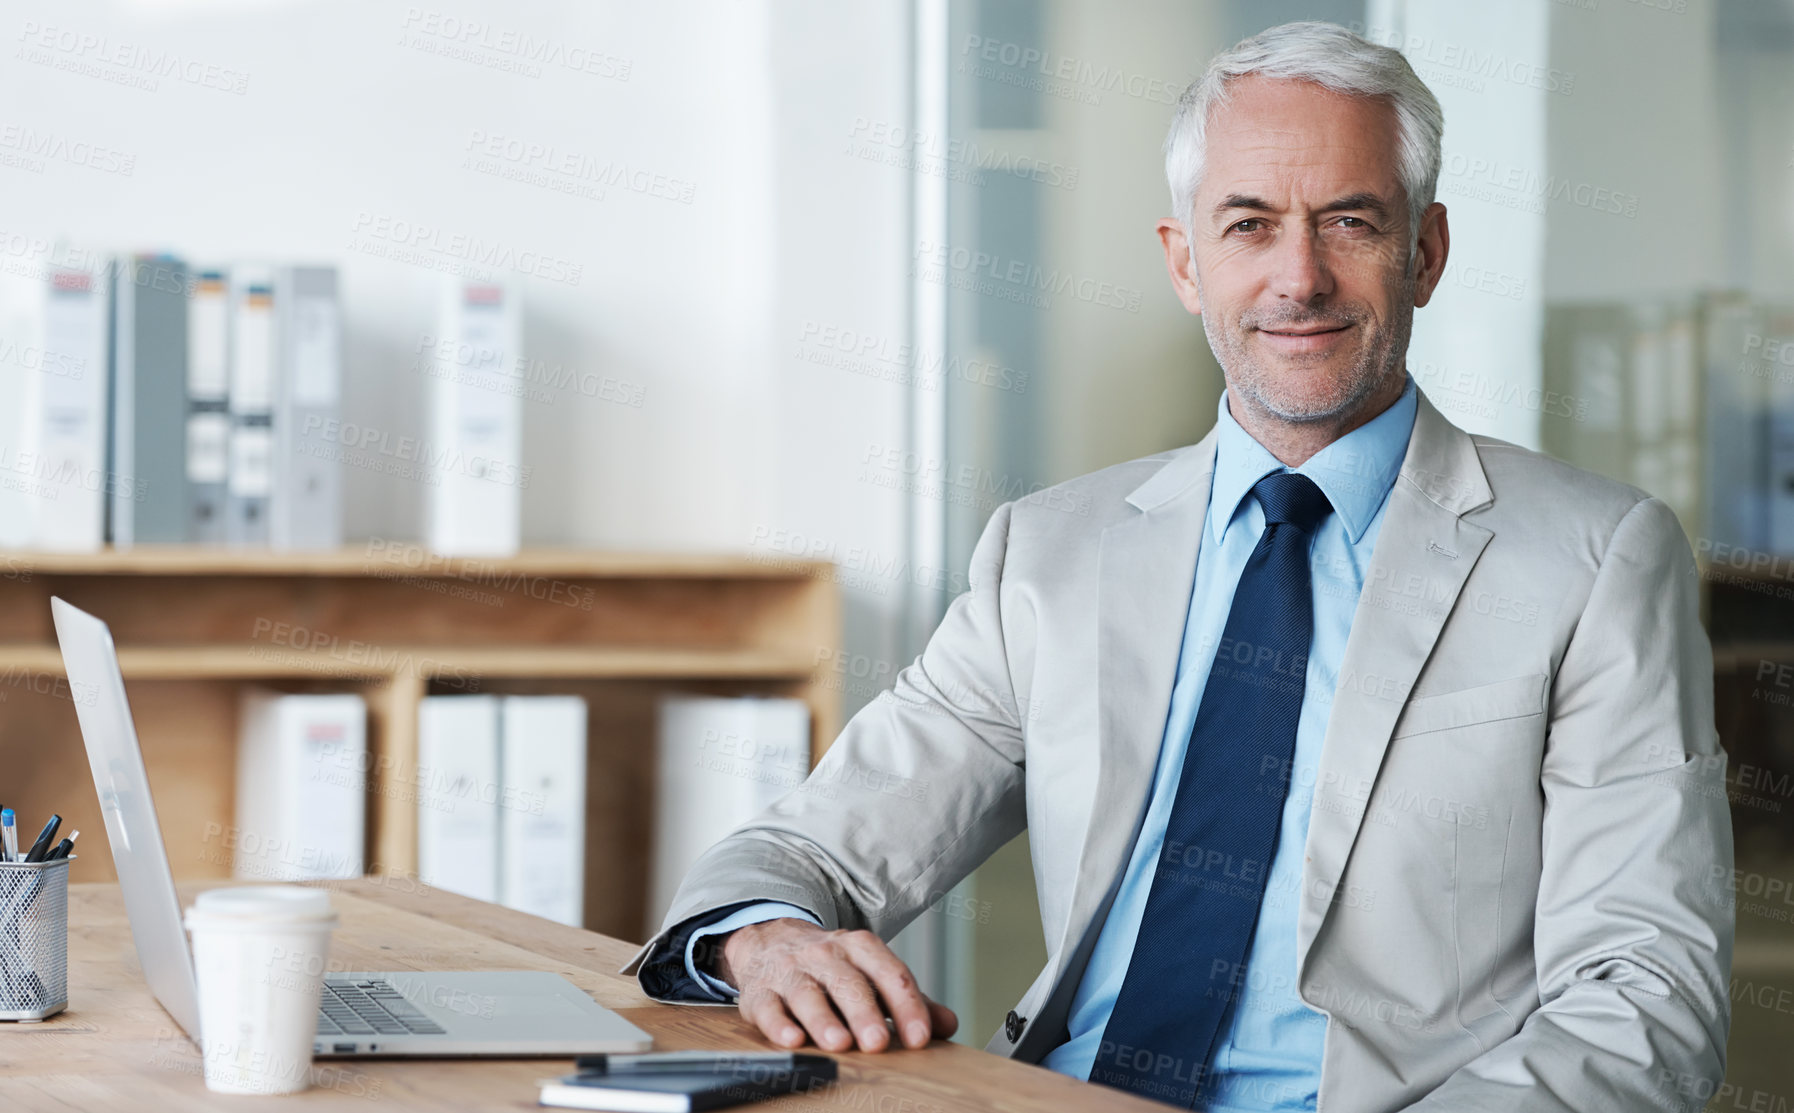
[537,1052,837,1112]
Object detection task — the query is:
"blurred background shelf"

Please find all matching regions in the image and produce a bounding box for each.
[0,546,840,941]
[0,644,827,680]
[0,547,833,579]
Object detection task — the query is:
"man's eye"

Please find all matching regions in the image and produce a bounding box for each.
[1231,219,1263,233]
[1336,217,1369,228]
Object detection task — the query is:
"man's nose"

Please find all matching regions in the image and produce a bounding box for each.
[1270,225,1333,302]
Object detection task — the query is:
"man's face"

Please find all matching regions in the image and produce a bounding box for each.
[1162,76,1444,427]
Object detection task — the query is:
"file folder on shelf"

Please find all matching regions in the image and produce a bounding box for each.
[185,268,231,544]
[418,695,502,903]
[270,265,343,551]
[233,690,368,882]
[108,254,190,548]
[647,695,811,934]
[1700,294,1767,554]
[425,277,522,557]
[500,696,587,927]
[0,273,41,547]
[226,267,276,546]
[1768,308,1794,555]
[26,265,111,551]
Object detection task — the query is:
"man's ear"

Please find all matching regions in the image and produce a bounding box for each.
[1157,218,1204,316]
[1410,202,1450,308]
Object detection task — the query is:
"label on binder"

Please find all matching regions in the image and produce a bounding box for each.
[189,275,230,400]
[228,427,273,497]
[290,295,340,407]
[231,286,276,411]
[187,413,229,483]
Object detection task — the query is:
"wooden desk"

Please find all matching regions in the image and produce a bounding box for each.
[0,882,1163,1112]
[0,547,840,944]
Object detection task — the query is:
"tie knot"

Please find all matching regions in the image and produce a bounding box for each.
[1253,472,1332,533]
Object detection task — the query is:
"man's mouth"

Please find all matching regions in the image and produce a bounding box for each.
[1257,324,1350,337]
[1254,322,1353,353]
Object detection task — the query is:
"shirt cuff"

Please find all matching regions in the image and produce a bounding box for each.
[684,901,822,1002]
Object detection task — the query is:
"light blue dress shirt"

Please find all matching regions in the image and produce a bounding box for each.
[1041,376,1417,1111]
[681,377,1418,1113]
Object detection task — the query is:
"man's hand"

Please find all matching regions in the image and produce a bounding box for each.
[716,918,959,1052]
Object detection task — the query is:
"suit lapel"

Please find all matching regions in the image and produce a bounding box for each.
[1295,393,1494,974]
[1043,433,1218,996]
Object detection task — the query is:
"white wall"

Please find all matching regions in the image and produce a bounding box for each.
[0,0,911,589]
[1543,0,1724,301]
[4,0,945,1000]
[759,1,917,700]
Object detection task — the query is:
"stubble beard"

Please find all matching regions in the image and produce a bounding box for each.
[1196,263,1417,426]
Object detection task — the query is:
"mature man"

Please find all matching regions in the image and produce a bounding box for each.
[625,21,1732,1113]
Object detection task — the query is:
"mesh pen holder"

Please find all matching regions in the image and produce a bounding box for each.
[0,858,70,1021]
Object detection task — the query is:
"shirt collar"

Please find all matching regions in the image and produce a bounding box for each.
[1208,373,1418,546]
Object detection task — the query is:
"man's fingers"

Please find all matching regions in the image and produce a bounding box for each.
[782,977,855,1052]
[811,956,893,1051]
[925,995,960,1040]
[840,933,933,1048]
[727,924,944,1054]
[739,987,807,1049]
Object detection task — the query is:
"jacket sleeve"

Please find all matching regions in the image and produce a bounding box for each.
[1405,496,1734,1111]
[622,502,1030,999]
[631,901,819,1005]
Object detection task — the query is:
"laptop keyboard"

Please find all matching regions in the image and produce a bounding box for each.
[316,979,447,1037]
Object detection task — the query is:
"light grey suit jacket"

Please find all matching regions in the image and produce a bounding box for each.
[625,390,1733,1113]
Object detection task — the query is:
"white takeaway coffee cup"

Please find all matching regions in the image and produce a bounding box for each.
[184,886,339,1095]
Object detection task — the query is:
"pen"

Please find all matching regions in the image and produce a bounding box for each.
[1,809,16,863]
[574,1051,806,1075]
[46,830,78,861]
[22,814,60,863]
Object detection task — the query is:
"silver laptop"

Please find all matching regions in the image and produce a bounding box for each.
[52,596,652,1059]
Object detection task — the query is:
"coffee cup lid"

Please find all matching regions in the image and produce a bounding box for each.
[187,886,337,926]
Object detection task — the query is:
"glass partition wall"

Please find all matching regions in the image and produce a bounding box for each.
[930,0,1362,1047]
[926,0,1794,1101]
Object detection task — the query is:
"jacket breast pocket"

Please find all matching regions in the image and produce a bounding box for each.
[1389,673,1549,740]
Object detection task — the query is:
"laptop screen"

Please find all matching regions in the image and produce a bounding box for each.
[52,596,202,1037]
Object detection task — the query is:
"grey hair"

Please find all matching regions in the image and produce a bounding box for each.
[1165,21,1443,248]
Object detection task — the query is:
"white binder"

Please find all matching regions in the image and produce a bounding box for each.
[185,268,231,544]
[425,277,522,556]
[418,695,502,903]
[232,690,368,882]
[226,267,276,546]
[500,696,587,927]
[270,265,343,550]
[25,264,111,551]
[0,272,43,547]
[647,695,812,935]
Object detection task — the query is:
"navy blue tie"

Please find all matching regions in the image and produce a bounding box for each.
[1090,471,1333,1107]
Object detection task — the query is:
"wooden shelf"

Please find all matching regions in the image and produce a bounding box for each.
[1700,561,1794,589]
[0,547,841,942]
[1712,642,1794,672]
[0,545,829,579]
[0,644,825,680]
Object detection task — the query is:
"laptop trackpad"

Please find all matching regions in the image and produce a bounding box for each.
[486,992,592,1020]
[357,971,610,1030]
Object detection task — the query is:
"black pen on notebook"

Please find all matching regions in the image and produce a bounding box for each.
[575,1052,808,1075]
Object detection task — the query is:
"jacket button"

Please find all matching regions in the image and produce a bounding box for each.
[1005,1010,1025,1042]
